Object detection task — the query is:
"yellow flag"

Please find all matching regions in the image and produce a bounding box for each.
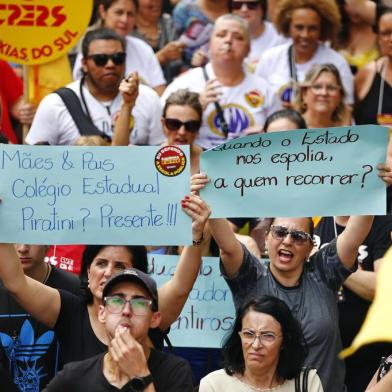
[27,55,72,106]
[340,246,392,358]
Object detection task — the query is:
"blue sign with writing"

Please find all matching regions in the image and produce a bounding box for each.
[149,254,235,348]
[0,145,191,245]
[201,125,388,217]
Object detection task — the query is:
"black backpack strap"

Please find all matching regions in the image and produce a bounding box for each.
[201,66,230,138]
[295,367,312,392]
[55,87,107,138]
[295,371,301,392]
[302,366,311,392]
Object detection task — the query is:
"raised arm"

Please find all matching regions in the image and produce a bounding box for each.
[191,173,244,278]
[336,215,374,269]
[112,72,139,146]
[0,243,61,328]
[366,364,392,391]
[157,194,210,330]
[345,0,376,25]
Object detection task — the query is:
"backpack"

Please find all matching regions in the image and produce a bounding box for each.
[55,87,111,141]
[295,367,312,392]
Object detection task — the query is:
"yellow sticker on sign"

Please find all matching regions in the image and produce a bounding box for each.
[0,0,93,65]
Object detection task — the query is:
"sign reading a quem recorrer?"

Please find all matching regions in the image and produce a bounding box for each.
[0,145,191,245]
[0,0,93,65]
[201,125,388,218]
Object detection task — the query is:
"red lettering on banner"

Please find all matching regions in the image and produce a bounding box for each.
[0,40,27,60]
[51,6,66,27]
[0,4,67,27]
[53,30,78,51]
[36,5,49,26]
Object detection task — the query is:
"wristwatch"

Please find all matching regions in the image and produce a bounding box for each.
[129,374,153,391]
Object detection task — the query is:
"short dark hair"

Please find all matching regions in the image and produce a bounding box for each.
[222,295,307,379]
[81,28,126,58]
[163,89,203,120]
[374,6,392,33]
[80,245,148,304]
[263,109,307,131]
[228,0,267,20]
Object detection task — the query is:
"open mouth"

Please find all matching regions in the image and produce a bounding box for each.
[278,249,293,263]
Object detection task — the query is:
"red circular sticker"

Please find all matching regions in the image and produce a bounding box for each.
[155,146,187,177]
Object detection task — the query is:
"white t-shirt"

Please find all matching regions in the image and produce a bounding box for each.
[73,36,166,88]
[247,22,289,72]
[255,42,354,105]
[199,369,324,392]
[26,80,164,146]
[161,63,279,150]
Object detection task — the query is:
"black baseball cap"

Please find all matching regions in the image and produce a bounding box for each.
[102,268,158,310]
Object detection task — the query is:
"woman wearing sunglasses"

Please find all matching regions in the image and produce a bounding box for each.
[199,295,323,391]
[161,89,203,174]
[191,172,375,391]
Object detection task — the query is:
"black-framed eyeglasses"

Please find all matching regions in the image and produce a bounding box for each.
[164,118,201,133]
[231,1,260,11]
[86,52,126,67]
[104,295,152,315]
[239,329,281,345]
[269,225,312,244]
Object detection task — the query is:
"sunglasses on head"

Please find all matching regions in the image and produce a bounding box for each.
[164,118,201,133]
[270,225,312,244]
[231,1,260,10]
[86,52,126,66]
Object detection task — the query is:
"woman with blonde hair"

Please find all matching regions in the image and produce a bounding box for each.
[294,63,351,128]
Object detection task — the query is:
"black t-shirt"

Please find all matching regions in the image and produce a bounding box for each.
[315,216,392,343]
[44,349,194,392]
[54,290,166,365]
[0,267,80,392]
[314,216,392,390]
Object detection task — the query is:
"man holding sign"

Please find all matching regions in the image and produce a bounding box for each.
[26,29,163,146]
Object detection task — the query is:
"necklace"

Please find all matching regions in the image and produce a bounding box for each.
[42,263,51,284]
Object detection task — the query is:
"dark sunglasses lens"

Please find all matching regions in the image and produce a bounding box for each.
[165,118,182,131]
[273,226,288,239]
[291,231,308,243]
[90,53,126,66]
[112,52,126,65]
[184,121,201,133]
[92,54,109,66]
[232,1,258,10]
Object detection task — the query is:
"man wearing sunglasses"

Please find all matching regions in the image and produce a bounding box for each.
[26,28,164,147]
[44,268,193,392]
[161,14,279,150]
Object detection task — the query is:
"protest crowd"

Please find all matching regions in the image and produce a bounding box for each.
[2,0,392,391]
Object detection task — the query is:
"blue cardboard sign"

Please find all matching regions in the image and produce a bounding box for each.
[0,145,191,245]
[149,254,235,348]
[201,125,388,217]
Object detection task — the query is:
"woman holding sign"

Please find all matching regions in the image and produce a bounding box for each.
[0,193,210,366]
[191,173,375,392]
[199,295,323,391]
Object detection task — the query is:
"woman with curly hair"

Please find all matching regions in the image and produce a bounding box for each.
[255,0,354,109]
[294,63,351,128]
[199,295,323,391]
